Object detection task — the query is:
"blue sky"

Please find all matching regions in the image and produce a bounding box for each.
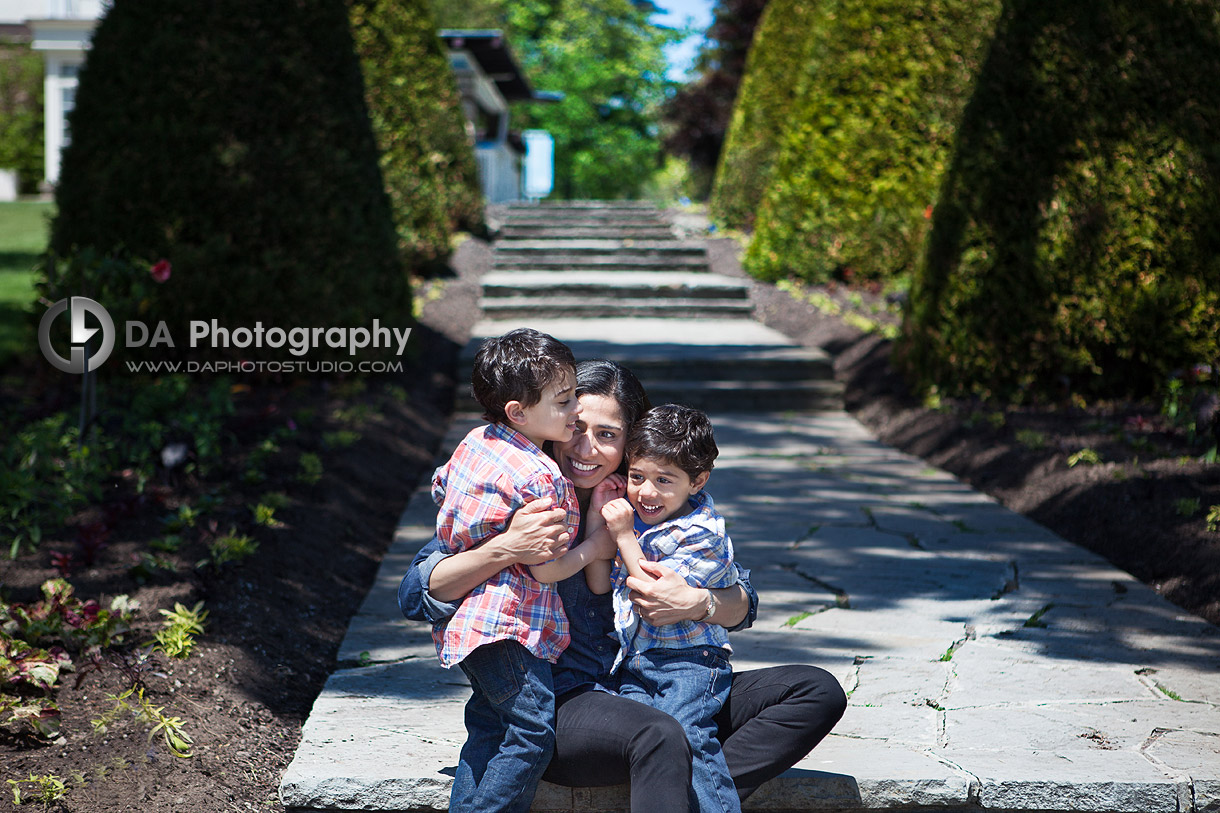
[650,0,715,81]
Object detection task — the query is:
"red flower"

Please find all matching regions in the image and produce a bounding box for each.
[923,205,934,221]
[150,259,172,283]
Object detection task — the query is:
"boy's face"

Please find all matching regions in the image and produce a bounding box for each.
[627,457,710,526]
[511,367,581,446]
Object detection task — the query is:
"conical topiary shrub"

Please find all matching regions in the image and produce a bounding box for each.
[903,0,1220,402]
[42,0,410,363]
[740,0,1000,283]
[349,0,484,268]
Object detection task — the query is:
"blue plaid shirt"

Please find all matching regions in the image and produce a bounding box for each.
[611,490,735,672]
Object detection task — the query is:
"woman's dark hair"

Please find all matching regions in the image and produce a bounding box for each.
[575,359,651,428]
[574,359,651,475]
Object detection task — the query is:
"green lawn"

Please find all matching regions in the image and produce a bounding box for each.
[0,201,54,366]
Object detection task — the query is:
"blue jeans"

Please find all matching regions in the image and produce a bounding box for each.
[618,646,740,813]
[452,640,556,813]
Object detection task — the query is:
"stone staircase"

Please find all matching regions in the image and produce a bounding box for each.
[471,201,842,412]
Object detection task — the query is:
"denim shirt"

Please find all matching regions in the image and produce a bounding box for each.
[398,533,760,697]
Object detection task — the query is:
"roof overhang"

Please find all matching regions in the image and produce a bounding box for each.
[438,29,535,103]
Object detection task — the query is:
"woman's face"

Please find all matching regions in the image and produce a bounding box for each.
[553,393,627,490]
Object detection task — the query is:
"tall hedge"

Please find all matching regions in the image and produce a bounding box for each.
[0,43,44,194]
[43,0,409,359]
[740,0,1000,282]
[349,0,483,267]
[903,0,1220,402]
[709,0,820,230]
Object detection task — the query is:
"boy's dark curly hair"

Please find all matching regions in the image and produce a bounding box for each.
[472,328,576,424]
[625,403,718,481]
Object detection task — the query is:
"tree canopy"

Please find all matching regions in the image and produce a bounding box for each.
[660,0,768,200]
[431,0,677,199]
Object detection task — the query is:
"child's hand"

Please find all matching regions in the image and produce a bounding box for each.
[589,474,626,515]
[600,497,635,535]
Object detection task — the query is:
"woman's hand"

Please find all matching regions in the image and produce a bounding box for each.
[495,498,571,565]
[626,560,705,625]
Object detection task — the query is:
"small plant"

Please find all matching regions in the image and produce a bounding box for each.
[297,452,323,485]
[149,534,183,553]
[8,773,68,806]
[243,435,284,484]
[1067,448,1102,467]
[151,602,207,660]
[1173,498,1201,518]
[161,504,200,533]
[128,551,177,584]
[201,528,258,568]
[1207,505,1220,533]
[251,503,280,528]
[258,491,291,511]
[1024,603,1055,628]
[92,687,194,757]
[783,611,815,627]
[1015,429,1047,450]
[322,429,362,449]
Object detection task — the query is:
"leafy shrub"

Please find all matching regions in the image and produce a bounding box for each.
[0,43,44,194]
[742,0,1001,283]
[710,0,825,229]
[42,0,410,363]
[1,375,234,558]
[902,0,1220,402]
[349,0,484,267]
[1,580,139,740]
[1162,364,1220,458]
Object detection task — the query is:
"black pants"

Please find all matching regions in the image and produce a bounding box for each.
[542,665,847,813]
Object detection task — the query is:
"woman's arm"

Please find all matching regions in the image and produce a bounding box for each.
[429,498,570,602]
[625,561,751,629]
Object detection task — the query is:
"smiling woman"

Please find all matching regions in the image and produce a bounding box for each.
[399,358,847,813]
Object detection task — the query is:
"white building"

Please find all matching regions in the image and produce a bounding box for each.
[0,0,105,188]
[438,30,558,203]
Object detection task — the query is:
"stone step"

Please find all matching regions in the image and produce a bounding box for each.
[454,376,843,414]
[480,270,749,300]
[480,297,754,320]
[457,319,838,413]
[458,342,833,384]
[500,216,671,228]
[505,200,657,210]
[499,226,677,240]
[494,239,701,253]
[642,378,845,412]
[493,255,709,271]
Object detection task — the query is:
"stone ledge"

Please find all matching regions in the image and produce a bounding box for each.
[278,666,1208,813]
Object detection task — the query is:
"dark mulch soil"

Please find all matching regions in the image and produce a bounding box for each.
[2,227,1217,812]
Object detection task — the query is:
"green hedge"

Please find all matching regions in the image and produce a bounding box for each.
[350,0,483,267]
[43,0,409,362]
[0,43,44,194]
[903,0,1220,402]
[740,0,1000,283]
[709,0,822,230]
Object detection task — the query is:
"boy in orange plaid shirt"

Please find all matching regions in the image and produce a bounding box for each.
[430,328,605,813]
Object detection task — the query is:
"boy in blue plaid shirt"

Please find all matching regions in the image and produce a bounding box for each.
[596,404,741,813]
